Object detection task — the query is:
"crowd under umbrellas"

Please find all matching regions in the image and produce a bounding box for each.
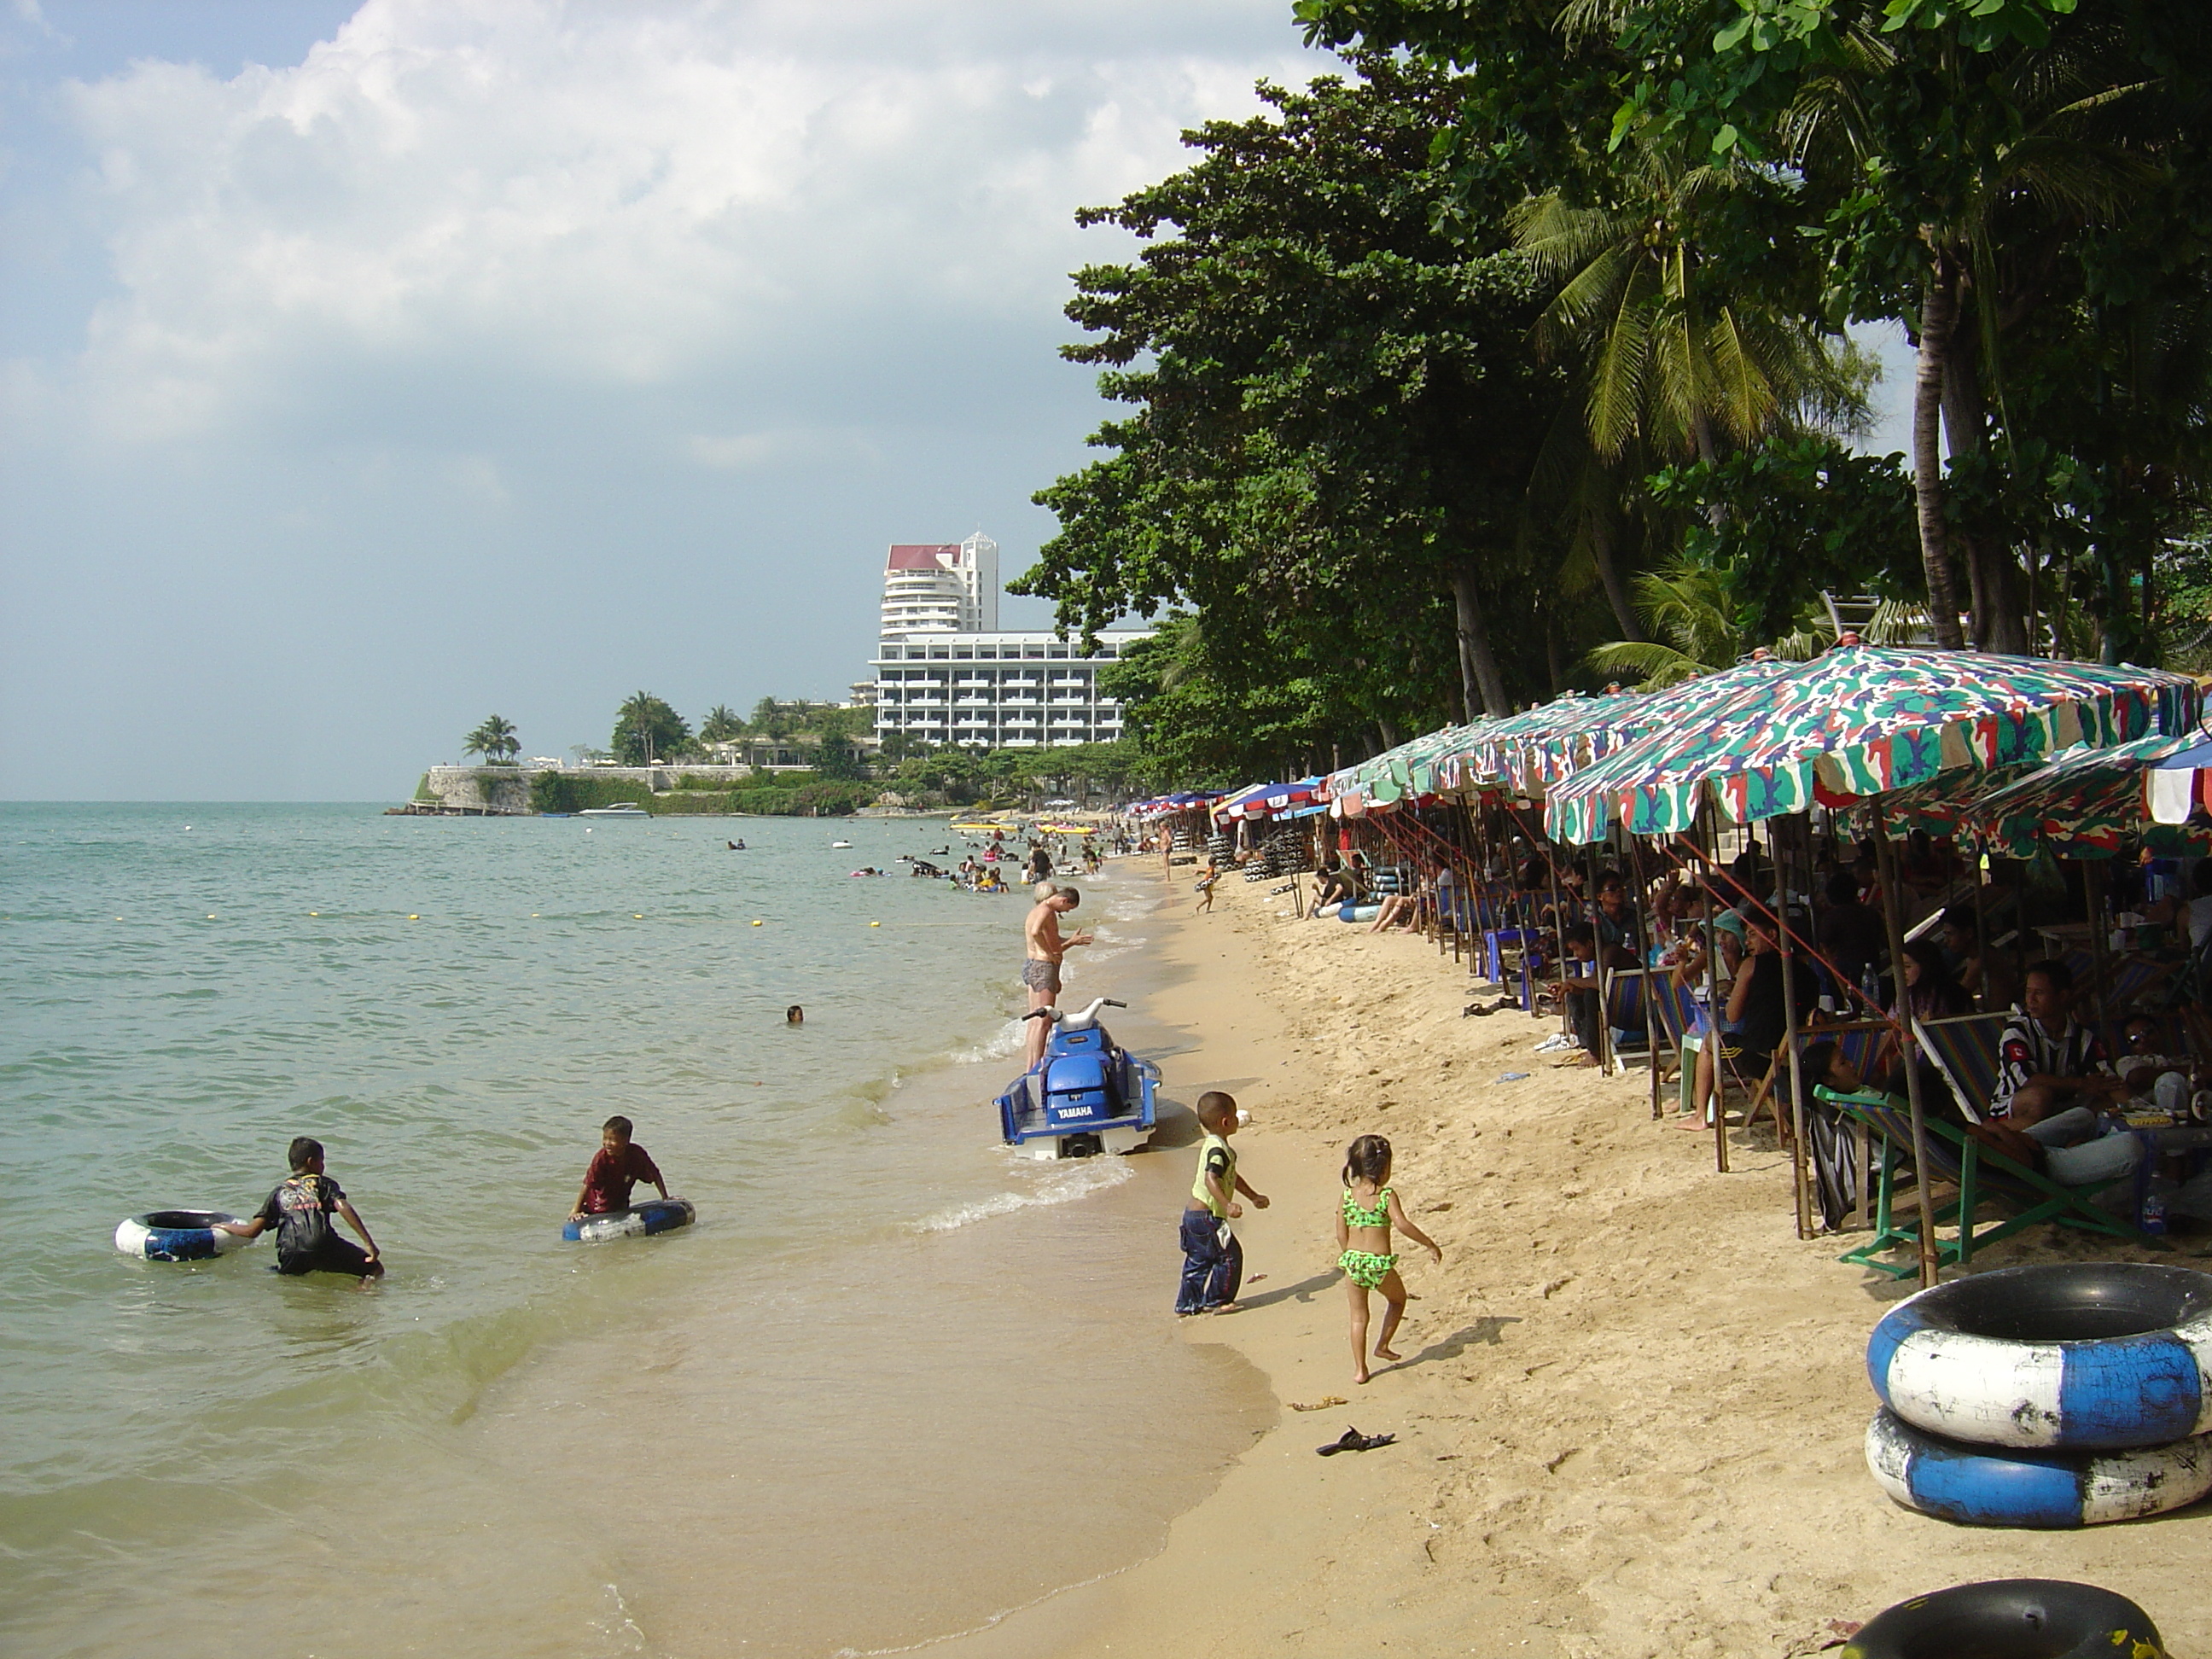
[1175,635,2209,1289]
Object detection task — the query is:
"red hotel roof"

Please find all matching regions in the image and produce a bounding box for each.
[886,544,960,570]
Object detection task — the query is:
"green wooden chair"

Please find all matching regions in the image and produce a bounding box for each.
[1814,1086,2163,1279]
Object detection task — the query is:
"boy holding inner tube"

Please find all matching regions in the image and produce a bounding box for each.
[216,1136,384,1278]
[570,1115,669,1220]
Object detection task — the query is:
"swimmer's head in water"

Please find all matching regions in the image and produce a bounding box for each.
[288,1135,325,1173]
[786,1005,804,1024]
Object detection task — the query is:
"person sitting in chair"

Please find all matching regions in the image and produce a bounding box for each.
[1985,959,2140,1185]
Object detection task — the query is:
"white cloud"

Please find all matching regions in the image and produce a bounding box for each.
[52,0,1316,440]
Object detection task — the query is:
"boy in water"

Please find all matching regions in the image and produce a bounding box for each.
[217,1136,383,1279]
[1176,1091,1268,1316]
[570,1115,669,1220]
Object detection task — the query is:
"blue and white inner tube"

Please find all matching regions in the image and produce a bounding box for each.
[114,1210,254,1262]
[1867,1262,2212,1450]
[1866,1408,2212,1528]
[562,1196,695,1243]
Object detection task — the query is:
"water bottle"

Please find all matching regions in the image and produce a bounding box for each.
[1860,963,1880,1010]
[2142,1191,2168,1237]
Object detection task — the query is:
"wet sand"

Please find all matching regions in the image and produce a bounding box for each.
[938,860,2212,1657]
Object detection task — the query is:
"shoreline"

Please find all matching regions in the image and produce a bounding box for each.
[932,858,2212,1657]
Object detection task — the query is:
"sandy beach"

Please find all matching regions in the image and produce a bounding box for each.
[941,858,2212,1658]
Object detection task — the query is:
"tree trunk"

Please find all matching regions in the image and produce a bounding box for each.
[1913,253,1968,649]
[1451,563,1510,718]
[1590,514,1644,642]
[1941,330,2027,654]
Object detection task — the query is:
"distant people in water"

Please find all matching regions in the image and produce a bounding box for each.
[570,1115,669,1221]
[786,1004,804,1025]
[727,839,746,850]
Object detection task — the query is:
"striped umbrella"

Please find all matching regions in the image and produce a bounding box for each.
[1545,639,2199,845]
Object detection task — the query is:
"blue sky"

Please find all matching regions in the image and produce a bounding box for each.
[0,2,1908,800]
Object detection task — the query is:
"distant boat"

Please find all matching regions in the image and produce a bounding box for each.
[579,803,649,818]
[830,840,853,848]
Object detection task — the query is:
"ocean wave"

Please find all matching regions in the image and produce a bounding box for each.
[911,1155,1133,1233]
[948,1019,1025,1065]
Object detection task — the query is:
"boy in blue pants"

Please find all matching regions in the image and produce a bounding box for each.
[1176,1091,1267,1314]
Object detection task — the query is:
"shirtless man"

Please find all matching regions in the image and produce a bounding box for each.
[1023,885,1095,1068]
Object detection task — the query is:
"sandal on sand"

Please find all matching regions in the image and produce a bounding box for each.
[1317,1427,1396,1456]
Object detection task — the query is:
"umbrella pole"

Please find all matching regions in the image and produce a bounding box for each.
[1629,835,1664,1121]
[1545,841,1569,1043]
[1874,828,1942,1288]
[1705,805,1730,1174]
[1780,814,1812,1238]
[1587,844,1610,1074]
[2087,859,2112,1026]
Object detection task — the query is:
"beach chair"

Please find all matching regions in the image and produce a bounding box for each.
[1648,971,1766,1120]
[1816,1086,2163,1278]
[1601,967,1653,1076]
[2093,952,2180,1020]
[1914,1011,2007,1122]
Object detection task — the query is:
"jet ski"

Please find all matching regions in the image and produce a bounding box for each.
[994,997,1159,1160]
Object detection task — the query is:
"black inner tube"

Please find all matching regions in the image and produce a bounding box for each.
[1914,1264,2212,1344]
[1851,1579,2162,1659]
[141,1210,226,1230]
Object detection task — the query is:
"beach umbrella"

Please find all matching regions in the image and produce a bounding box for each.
[1955,736,2212,859]
[1544,640,2198,846]
[2145,736,2212,825]
[1438,689,1648,795]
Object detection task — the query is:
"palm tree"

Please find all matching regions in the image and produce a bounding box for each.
[1778,19,2159,650]
[1511,140,1859,469]
[464,714,519,765]
[699,704,745,744]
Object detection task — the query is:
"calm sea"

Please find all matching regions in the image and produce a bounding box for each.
[0,804,1266,1658]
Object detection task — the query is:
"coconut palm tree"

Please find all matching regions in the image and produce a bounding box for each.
[464,714,519,764]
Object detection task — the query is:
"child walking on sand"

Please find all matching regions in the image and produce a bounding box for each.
[1176,1091,1267,1314]
[1193,859,1220,913]
[1336,1135,1441,1383]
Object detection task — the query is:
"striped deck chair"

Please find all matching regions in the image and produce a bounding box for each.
[1601,967,1653,1076]
[1815,1086,2162,1278]
[2093,953,2180,1019]
[1914,1011,2007,1123]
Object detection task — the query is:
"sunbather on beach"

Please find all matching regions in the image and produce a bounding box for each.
[1334,1134,1441,1384]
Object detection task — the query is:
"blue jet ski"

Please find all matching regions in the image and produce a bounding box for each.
[995,997,1160,1160]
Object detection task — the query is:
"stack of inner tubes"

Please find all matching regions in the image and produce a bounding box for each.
[1863,1262,2212,1528]
[1848,1579,2164,1659]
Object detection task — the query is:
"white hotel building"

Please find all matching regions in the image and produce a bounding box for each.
[865,536,1152,749]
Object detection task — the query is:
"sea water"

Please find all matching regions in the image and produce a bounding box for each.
[0,805,1267,1658]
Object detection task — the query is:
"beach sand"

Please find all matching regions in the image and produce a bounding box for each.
[938,859,2212,1658]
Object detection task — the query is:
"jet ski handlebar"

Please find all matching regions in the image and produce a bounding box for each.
[1021,996,1124,1027]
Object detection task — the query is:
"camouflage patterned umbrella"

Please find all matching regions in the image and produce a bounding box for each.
[1955,736,2212,859]
[1545,639,2199,845]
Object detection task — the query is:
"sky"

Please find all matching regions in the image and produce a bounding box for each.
[0,1,1912,801]
[0,0,1322,798]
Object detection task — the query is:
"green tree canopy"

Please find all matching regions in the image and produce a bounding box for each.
[611,692,689,765]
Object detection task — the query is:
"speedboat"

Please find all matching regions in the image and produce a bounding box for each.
[578,802,649,818]
[831,840,853,848]
[994,998,1159,1160]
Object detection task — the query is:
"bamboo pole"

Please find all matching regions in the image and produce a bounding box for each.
[1874,827,1943,1288]
[1705,806,1730,1174]
[1779,814,1812,1239]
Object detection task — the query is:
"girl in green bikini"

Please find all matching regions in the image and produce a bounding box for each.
[1335,1135,1443,1384]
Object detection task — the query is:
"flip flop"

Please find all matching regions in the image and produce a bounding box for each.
[1316,1427,1397,1456]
